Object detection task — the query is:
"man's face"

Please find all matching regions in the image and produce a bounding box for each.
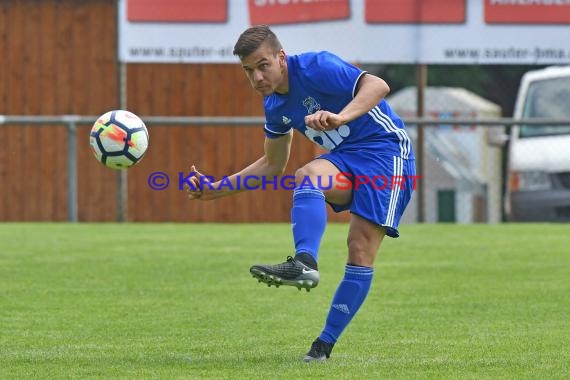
[240,42,286,96]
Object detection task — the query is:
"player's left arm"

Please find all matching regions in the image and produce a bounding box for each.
[304,73,389,131]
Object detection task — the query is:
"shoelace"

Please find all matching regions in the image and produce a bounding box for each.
[271,256,297,270]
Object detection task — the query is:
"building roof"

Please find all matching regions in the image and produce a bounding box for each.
[387,86,502,116]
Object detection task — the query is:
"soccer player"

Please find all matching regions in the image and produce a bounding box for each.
[186,25,415,362]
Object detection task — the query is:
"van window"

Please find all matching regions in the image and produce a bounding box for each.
[520,76,570,138]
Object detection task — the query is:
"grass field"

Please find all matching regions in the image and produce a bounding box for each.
[0,223,569,379]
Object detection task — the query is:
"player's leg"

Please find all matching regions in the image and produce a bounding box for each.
[250,159,351,290]
[291,159,351,268]
[345,213,386,266]
[304,155,416,361]
[304,215,385,361]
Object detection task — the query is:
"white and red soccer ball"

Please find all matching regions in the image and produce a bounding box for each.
[90,110,149,170]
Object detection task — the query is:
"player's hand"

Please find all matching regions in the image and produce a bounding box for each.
[185,165,221,201]
[185,165,206,200]
[304,110,345,131]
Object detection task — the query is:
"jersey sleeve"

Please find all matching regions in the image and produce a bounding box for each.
[302,51,367,99]
[264,121,291,139]
[263,97,293,138]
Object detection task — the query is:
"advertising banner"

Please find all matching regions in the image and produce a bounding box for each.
[485,0,570,24]
[120,0,570,64]
[127,0,228,22]
[365,0,466,24]
[248,0,350,25]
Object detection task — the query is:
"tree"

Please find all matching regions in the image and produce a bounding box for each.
[365,64,549,116]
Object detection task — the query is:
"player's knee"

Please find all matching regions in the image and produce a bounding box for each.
[294,166,318,186]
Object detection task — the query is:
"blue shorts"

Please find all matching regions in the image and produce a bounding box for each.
[319,150,416,238]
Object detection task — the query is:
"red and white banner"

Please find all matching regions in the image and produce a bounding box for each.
[365,0,465,24]
[119,0,570,64]
[485,0,570,24]
[128,0,227,22]
[249,0,349,25]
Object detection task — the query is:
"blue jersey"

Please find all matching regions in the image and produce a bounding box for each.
[263,51,413,160]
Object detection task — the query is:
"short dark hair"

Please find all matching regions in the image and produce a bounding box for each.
[233,25,282,59]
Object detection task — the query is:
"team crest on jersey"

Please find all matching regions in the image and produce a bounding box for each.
[303,96,321,114]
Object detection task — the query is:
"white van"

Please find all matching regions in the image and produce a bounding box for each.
[505,66,570,222]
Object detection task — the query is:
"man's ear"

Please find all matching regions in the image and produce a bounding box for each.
[279,49,286,66]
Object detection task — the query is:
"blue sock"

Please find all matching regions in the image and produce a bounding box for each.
[319,265,374,344]
[291,185,326,265]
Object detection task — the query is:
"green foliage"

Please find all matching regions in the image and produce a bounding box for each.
[370,64,550,116]
[0,223,569,379]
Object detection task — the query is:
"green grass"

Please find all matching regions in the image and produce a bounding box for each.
[0,223,569,379]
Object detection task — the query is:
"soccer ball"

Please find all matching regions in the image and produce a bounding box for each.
[90,110,149,170]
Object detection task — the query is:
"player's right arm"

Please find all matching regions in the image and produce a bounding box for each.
[186,130,293,200]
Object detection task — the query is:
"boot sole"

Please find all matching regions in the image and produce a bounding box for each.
[250,268,319,292]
